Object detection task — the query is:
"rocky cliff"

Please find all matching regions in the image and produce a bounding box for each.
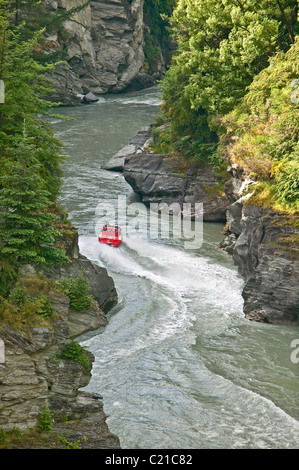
[221,165,299,325]
[105,131,299,326]
[45,0,165,105]
[0,229,120,448]
[104,130,229,222]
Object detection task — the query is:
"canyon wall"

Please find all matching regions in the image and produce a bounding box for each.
[45,0,165,105]
[0,231,119,447]
[105,132,299,326]
[221,165,299,325]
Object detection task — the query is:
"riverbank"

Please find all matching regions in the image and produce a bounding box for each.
[0,223,120,449]
[104,129,299,326]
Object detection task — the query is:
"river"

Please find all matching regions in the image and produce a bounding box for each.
[52,87,299,449]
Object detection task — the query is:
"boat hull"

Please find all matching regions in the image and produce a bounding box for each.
[98,237,121,247]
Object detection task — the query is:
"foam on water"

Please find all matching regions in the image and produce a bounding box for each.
[79,229,299,449]
[54,87,299,449]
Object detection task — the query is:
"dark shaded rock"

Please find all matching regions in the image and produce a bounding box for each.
[47,255,118,314]
[82,92,99,104]
[47,391,120,449]
[233,206,299,325]
[221,166,299,325]
[226,200,243,236]
[122,152,229,222]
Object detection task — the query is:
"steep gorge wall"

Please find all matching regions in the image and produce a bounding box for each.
[221,166,299,325]
[105,132,299,326]
[46,0,164,105]
[0,231,119,447]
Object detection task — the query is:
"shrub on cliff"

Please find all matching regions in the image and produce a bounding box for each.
[157,0,298,162]
[58,340,92,374]
[37,405,54,431]
[57,276,93,312]
[218,38,299,210]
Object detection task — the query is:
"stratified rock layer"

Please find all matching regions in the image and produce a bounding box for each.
[122,153,229,222]
[222,165,299,325]
[0,229,120,447]
[45,0,161,104]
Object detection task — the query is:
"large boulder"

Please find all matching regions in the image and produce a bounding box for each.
[45,0,160,104]
[122,153,229,222]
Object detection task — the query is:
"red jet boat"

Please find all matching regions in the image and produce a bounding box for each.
[98,224,122,247]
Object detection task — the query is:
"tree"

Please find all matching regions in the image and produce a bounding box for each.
[158,0,298,162]
[218,38,299,209]
[0,6,64,199]
[0,139,69,266]
[0,1,70,295]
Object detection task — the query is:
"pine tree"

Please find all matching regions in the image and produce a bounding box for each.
[0,139,69,267]
[0,1,70,294]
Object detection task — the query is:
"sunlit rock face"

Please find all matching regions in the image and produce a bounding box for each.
[46,0,150,104]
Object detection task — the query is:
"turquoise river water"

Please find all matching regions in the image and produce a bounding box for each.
[52,87,299,449]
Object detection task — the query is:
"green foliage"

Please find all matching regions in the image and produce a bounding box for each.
[59,340,92,374]
[159,0,298,162]
[144,0,176,45]
[275,161,299,206]
[0,2,71,287]
[0,154,69,267]
[0,258,16,297]
[0,273,59,327]
[38,405,54,431]
[0,427,21,445]
[8,285,28,306]
[219,38,299,210]
[0,429,7,443]
[57,276,93,312]
[0,289,55,328]
[58,435,81,449]
[0,22,64,199]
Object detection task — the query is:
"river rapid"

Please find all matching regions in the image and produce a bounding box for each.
[52,87,299,449]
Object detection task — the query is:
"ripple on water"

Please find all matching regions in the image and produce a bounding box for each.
[53,87,299,449]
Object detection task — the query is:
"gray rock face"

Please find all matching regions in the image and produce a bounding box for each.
[233,206,299,325]
[0,293,107,431]
[103,128,152,171]
[45,0,155,105]
[222,168,299,325]
[48,255,118,314]
[0,280,120,447]
[122,152,229,222]
[0,225,119,442]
